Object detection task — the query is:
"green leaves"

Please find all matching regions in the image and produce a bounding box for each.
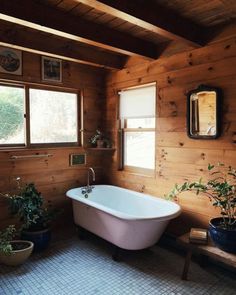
[166,163,236,229]
[7,182,58,231]
[0,225,16,255]
[208,164,215,170]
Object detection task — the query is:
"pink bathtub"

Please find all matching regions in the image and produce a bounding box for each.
[66,185,181,250]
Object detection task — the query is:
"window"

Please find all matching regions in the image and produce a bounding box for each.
[0,85,25,145]
[119,83,156,174]
[29,89,78,144]
[0,84,80,147]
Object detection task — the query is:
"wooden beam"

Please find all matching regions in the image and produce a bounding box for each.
[0,20,126,70]
[0,0,160,59]
[78,0,206,47]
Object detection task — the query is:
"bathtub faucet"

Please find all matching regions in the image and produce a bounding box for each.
[81,167,95,195]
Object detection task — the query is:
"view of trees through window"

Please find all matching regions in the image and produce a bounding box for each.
[124,118,155,170]
[30,89,78,144]
[0,85,25,144]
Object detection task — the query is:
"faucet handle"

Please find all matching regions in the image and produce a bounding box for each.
[81,187,87,194]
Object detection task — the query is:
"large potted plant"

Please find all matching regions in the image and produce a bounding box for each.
[167,163,236,253]
[3,180,58,252]
[0,225,33,266]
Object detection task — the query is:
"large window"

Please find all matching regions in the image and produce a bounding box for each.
[119,83,156,174]
[0,84,80,147]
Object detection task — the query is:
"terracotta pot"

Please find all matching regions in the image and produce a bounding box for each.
[0,240,34,266]
[96,139,104,148]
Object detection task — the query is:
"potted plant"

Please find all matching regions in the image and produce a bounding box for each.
[89,129,104,148]
[3,180,58,252]
[0,225,33,266]
[167,163,236,253]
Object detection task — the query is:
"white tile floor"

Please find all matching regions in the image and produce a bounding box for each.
[0,229,235,295]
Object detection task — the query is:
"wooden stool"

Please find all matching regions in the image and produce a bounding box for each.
[177,232,236,280]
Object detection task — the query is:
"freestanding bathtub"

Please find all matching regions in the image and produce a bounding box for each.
[66,185,181,250]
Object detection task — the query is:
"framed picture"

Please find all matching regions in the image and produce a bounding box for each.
[0,46,22,75]
[42,56,62,82]
[70,154,86,166]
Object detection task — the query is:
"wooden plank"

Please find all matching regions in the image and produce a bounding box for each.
[178,232,236,268]
[0,20,124,70]
[106,36,236,85]
[78,0,205,47]
[107,56,236,89]
[0,51,106,89]
[0,0,159,59]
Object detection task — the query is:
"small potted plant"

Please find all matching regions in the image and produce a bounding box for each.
[89,129,104,148]
[0,225,33,266]
[167,163,236,253]
[2,180,59,252]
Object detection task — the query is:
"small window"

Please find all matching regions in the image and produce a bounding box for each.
[119,83,156,174]
[29,88,78,144]
[0,84,25,145]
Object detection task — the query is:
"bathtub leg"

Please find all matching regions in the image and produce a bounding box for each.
[112,246,122,262]
[76,226,87,240]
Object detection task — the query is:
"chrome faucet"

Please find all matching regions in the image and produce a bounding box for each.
[81,167,95,195]
[87,167,95,187]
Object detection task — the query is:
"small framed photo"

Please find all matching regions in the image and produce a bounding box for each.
[0,46,22,75]
[70,154,86,166]
[42,56,62,82]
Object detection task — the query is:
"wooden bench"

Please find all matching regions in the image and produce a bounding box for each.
[177,232,236,280]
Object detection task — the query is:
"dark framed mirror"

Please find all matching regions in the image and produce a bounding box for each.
[187,85,222,139]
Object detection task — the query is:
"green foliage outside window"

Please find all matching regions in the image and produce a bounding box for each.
[0,87,23,140]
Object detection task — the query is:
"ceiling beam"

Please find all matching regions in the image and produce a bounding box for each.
[0,0,160,59]
[0,20,126,70]
[78,0,206,47]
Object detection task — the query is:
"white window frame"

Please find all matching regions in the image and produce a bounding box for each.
[118,83,156,176]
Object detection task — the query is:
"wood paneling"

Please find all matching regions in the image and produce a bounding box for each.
[40,0,236,48]
[0,20,125,70]
[104,33,236,236]
[78,0,205,47]
[0,51,105,229]
[0,0,159,59]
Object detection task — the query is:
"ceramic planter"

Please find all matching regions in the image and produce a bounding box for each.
[21,228,51,252]
[96,139,104,148]
[209,217,236,253]
[0,240,34,266]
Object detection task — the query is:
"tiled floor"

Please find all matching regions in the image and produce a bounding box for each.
[0,230,235,295]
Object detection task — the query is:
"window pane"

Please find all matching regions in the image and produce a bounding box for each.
[124,131,155,169]
[0,85,25,145]
[126,118,155,128]
[30,89,78,144]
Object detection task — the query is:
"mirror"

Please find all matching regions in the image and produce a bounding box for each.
[187,85,221,139]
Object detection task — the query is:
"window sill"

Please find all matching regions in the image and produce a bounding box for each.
[121,166,155,178]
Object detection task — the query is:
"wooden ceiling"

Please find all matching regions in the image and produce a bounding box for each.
[0,0,235,70]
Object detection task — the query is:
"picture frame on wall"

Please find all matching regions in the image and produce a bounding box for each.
[0,46,22,75]
[42,56,62,82]
[69,154,86,166]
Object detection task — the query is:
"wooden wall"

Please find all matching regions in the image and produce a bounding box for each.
[104,35,236,236]
[0,51,106,228]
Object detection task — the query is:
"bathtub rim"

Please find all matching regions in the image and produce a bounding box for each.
[66,184,181,222]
